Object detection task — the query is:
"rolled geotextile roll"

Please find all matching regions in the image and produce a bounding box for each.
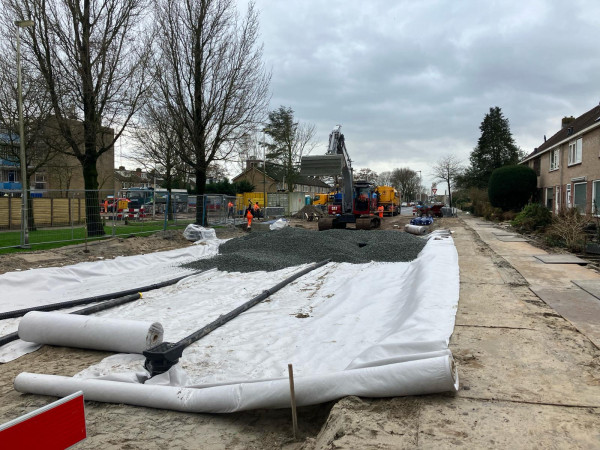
[405,224,428,235]
[18,312,163,354]
[14,355,458,413]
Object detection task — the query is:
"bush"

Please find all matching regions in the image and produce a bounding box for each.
[488,165,537,211]
[545,208,590,252]
[511,203,552,233]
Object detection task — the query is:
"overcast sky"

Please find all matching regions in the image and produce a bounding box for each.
[242,0,600,191]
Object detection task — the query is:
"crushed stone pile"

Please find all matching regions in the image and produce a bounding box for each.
[292,205,325,219]
[182,227,427,273]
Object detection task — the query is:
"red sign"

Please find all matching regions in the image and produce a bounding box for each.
[432,189,437,194]
[0,391,86,449]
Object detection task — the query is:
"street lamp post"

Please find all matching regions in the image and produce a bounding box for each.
[15,19,34,248]
[417,170,422,202]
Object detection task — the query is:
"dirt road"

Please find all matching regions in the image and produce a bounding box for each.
[0,215,598,448]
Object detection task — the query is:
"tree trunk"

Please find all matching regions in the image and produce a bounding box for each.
[82,159,104,237]
[195,167,207,226]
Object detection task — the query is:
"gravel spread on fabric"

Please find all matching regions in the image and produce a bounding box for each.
[181,227,426,272]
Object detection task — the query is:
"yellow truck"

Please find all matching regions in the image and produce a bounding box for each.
[312,193,329,205]
[375,186,400,216]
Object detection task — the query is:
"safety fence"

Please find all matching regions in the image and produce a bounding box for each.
[0,189,243,251]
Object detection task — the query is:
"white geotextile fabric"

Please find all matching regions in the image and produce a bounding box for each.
[18,312,163,354]
[11,233,461,412]
[0,240,220,362]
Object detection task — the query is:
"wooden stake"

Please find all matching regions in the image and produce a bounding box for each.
[288,363,299,439]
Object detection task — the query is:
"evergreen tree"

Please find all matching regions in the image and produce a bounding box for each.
[262,106,315,192]
[461,107,523,189]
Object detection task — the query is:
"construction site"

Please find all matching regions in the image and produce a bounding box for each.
[0,206,599,448]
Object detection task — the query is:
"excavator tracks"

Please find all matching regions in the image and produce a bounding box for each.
[355,217,381,230]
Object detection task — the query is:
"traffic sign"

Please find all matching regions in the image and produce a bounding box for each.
[432,189,437,194]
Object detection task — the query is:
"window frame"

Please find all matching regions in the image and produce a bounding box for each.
[593,180,600,216]
[573,181,587,213]
[545,187,553,210]
[549,148,560,171]
[566,184,571,208]
[568,138,582,166]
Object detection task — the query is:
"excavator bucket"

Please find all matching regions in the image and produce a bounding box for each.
[300,155,344,176]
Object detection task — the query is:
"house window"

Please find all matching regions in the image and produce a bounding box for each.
[568,138,582,165]
[555,186,561,212]
[593,181,600,215]
[566,184,571,208]
[34,172,47,190]
[545,187,553,210]
[8,171,16,182]
[573,182,587,213]
[549,148,559,171]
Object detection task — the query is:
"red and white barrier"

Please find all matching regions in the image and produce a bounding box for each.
[0,391,86,448]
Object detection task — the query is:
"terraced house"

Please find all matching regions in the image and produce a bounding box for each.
[522,103,600,214]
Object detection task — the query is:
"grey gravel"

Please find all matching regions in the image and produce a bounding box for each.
[182,227,426,273]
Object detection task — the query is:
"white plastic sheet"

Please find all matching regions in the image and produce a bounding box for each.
[0,241,220,362]
[18,312,163,354]
[182,224,217,241]
[15,354,457,413]
[13,234,461,412]
[269,218,289,231]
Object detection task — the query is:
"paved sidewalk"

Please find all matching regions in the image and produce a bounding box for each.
[465,215,600,347]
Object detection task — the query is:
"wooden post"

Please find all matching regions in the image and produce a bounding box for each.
[288,363,299,440]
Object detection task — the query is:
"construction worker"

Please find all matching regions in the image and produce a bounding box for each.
[246,207,253,231]
[253,202,261,219]
[227,200,234,218]
[378,205,384,218]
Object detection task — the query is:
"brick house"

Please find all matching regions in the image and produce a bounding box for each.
[521,104,600,214]
[0,120,115,196]
[233,159,330,194]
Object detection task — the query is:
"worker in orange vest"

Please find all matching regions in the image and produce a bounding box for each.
[377,205,384,218]
[227,200,234,218]
[246,207,253,231]
[253,202,261,219]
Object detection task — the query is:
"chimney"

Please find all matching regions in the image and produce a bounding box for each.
[135,168,142,177]
[561,116,575,129]
[543,135,546,142]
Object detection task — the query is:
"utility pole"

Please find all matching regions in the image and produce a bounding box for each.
[15,19,34,248]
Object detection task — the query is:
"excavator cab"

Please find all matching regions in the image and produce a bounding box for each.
[353,182,376,216]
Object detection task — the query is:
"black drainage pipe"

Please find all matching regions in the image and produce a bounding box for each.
[0,270,210,349]
[0,270,208,321]
[0,292,141,348]
[143,259,331,378]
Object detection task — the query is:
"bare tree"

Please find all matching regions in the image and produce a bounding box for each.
[153,0,270,225]
[390,167,420,201]
[431,155,462,206]
[355,168,378,183]
[130,101,189,220]
[376,171,393,186]
[4,0,152,235]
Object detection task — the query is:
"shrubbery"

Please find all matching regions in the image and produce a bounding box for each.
[488,165,537,211]
[511,203,552,233]
[545,208,590,252]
